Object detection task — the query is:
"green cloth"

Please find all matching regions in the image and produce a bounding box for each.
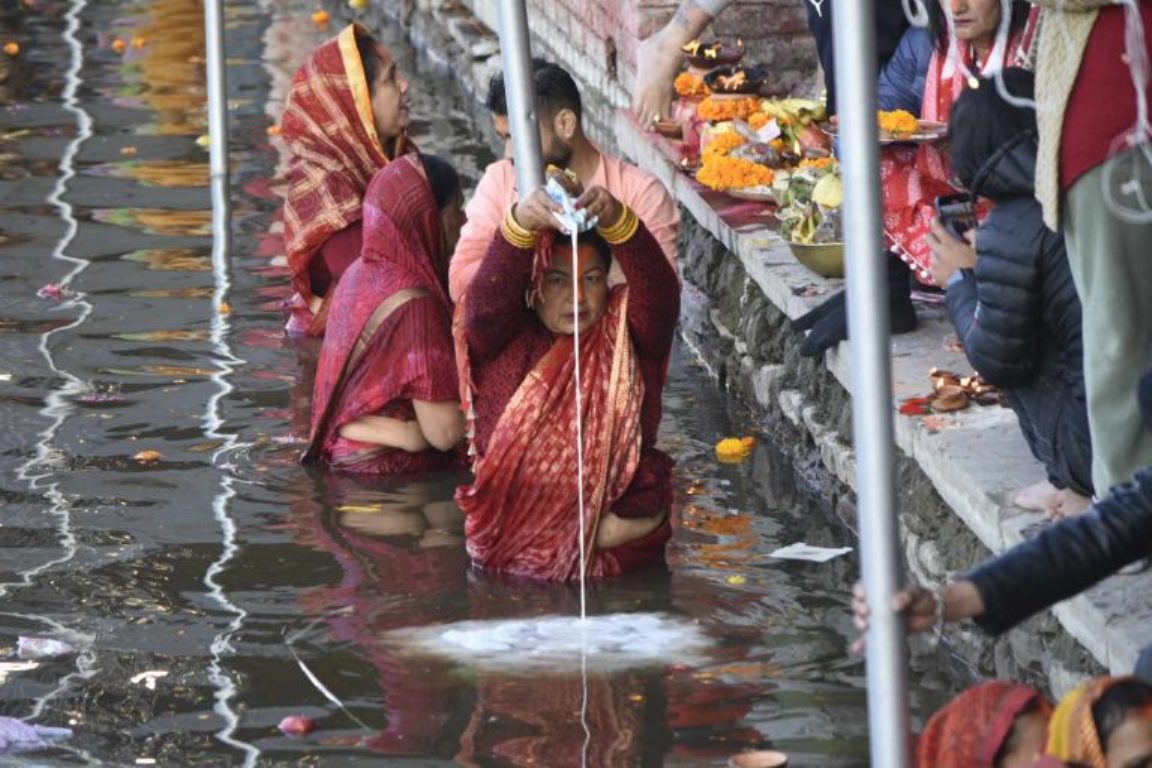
[1063,143,1152,492]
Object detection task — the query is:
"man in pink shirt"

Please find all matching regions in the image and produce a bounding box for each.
[449,60,679,302]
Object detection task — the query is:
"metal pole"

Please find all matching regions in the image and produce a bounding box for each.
[832,0,912,765]
[203,0,230,242]
[495,0,544,200]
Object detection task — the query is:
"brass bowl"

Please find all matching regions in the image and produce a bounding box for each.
[788,241,844,278]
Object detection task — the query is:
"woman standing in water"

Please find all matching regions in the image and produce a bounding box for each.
[303,154,466,474]
[281,23,414,337]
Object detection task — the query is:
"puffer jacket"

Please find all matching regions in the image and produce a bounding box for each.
[968,466,1152,636]
[876,26,933,115]
[945,130,1084,394]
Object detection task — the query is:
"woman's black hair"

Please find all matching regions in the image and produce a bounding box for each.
[948,67,1036,191]
[1093,679,1152,749]
[928,0,1031,54]
[421,154,461,210]
[555,228,613,271]
[354,27,380,94]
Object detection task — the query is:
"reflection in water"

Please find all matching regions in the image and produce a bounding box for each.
[93,208,213,237]
[121,248,211,271]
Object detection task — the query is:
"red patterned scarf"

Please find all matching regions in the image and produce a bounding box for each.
[282,23,409,330]
[917,681,1051,768]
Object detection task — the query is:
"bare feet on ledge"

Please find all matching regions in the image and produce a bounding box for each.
[1045,487,1092,520]
[1013,479,1058,511]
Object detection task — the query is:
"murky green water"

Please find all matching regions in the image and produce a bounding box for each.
[0,1,950,764]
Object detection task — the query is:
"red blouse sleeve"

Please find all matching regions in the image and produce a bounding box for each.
[612,221,680,361]
[464,235,535,363]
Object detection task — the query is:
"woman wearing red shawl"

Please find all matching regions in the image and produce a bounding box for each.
[303,154,466,475]
[1044,676,1152,768]
[916,681,1052,768]
[281,23,414,337]
[457,181,679,581]
[880,0,1033,284]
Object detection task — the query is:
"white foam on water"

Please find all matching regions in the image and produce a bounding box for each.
[385,612,713,674]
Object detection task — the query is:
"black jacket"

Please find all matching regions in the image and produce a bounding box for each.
[946,132,1084,394]
[967,467,1152,636]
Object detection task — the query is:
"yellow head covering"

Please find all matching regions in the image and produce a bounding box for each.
[1045,676,1139,768]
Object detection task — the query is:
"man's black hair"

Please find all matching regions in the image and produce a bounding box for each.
[948,67,1037,193]
[485,59,583,123]
[420,154,461,210]
[928,0,1031,54]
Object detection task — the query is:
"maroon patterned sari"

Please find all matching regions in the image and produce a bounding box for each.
[304,155,463,475]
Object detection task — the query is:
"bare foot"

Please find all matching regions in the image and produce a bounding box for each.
[1046,488,1092,520]
[1013,479,1059,511]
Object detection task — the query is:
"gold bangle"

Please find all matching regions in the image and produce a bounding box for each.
[598,205,639,244]
[501,204,537,250]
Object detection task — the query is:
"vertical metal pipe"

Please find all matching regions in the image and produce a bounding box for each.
[831,1,912,765]
[496,0,544,200]
[203,0,230,247]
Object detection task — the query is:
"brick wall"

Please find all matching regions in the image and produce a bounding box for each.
[457,0,817,145]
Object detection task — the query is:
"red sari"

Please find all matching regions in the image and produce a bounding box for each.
[281,23,410,336]
[881,33,1026,283]
[457,227,679,582]
[916,681,1051,768]
[304,155,462,475]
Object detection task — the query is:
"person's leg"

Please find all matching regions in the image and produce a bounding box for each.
[1063,145,1152,493]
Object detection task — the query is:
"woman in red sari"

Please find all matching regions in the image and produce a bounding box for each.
[916,681,1052,768]
[281,23,414,336]
[457,182,679,581]
[303,154,466,475]
[880,0,1033,283]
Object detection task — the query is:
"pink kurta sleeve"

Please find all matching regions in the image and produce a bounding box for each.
[619,163,680,276]
[448,161,515,302]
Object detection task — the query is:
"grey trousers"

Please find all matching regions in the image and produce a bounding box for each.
[1063,144,1152,493]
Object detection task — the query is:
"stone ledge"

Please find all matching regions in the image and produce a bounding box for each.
[615,110,1152,677]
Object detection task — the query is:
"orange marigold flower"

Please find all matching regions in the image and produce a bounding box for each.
[311,9,330,26]
[747,112,770,130]
[674,72,710,97]
[131,36,147,49]
[696,96,761,122]
[111,38,127,54]
[715,436,756,462]
[703,131,747,159]
[878,109,918,135]
[697,155,774,191]
[3,42,19,57]
[266,124,282,136]
[799,156,835,171]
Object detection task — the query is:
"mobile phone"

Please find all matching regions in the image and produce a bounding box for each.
[934,192,975,240]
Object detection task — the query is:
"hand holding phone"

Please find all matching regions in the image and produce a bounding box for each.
[934,192,975,240]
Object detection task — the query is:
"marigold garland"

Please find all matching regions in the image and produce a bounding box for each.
[703,131,748,160]
[696,96,761,122]
[697,155,774,191]
[674,71,711,97]
[878,109,918,135]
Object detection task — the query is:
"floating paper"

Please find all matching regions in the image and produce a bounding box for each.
[0,716,71,754]
[769,543,853,563]
[17,637,74,660]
